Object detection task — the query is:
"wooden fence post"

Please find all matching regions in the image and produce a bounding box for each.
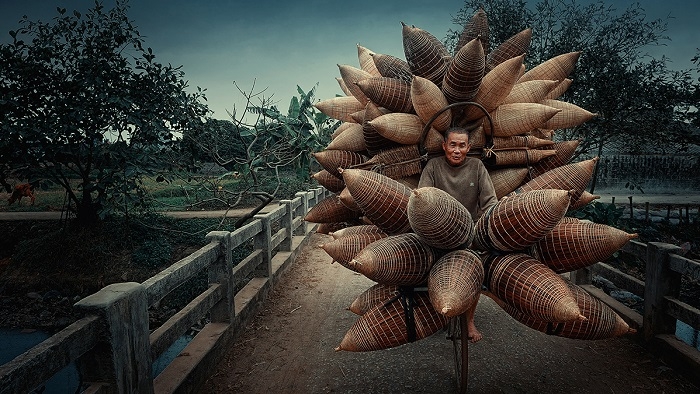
[254,213,272,277]
[643,242,683,342]
[74,282,154,394]
[295,191,309,235]
[280,199,293,251]
[205,231,235,322]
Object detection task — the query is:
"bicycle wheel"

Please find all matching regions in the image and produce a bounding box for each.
[447,313,469,393]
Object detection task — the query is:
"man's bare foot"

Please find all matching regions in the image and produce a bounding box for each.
[467,321,482,343]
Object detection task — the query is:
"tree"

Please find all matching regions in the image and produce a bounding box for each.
[0,0,209,226]
[448,0,698,191]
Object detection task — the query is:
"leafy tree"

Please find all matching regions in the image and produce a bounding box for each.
[0,1,209,226]
[449,0,698,191]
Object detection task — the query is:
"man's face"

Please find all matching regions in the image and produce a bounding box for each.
[442,132,470,166]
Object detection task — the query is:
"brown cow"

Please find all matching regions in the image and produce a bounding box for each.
[8,183,35,205]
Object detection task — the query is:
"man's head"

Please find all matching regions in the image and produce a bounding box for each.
[442,127,470,166]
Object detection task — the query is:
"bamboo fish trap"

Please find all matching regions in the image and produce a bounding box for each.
[428,249,484,317]
[407,186,475,250]
[349,283,400,315]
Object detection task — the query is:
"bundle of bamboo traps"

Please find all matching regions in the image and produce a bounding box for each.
[304,7,638,353]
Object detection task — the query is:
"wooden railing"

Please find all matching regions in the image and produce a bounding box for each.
[0,187,330,394]
[571,240,700,386]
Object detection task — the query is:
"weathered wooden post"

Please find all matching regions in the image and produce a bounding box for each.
[643,242,683,342]
[206,231,235,322]
[74,282,154,394]
[280,199,293,251]
[254,213,272,277]
[295,191,309,235]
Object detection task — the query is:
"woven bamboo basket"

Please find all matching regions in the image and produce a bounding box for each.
[485,253,585,323]
[402,23,451,86]
[472,188,572,252]
[350,109,366,124]
[545,78,572,100]
[371,53,413,82]
[529,140,581,178]
[411,75,451,132]
[315,96,366,123]
[485,28,532,73]
[569,190,600,210]
[326,122,366,152]
[305,194,361,224]
[339,187,361,211]
[492,135,555,149]
[368,113,424,145]
[442,38,484,105]
[357,144,423,180]
[530,218,638,273]
[518,51,581,83]
[331,121,357,140]
[331,224,387,240]
[357,44,381,77]
[483,102,561,138]
[321,232,388,271]
[455,7,489,54]
[349,283,400,315]
[314,150,367,178]
[336,77,351,96]
[462,54,525,121]
[341,168,412,235]
[336,290,448,352]
[502,79,559,105]
[467,124,487,148]
[424,127,446,154]
[541,99,598,130]
[517,157,599,205]
[407,186,475,250]
[362,101,398,155]
[428,249,484,317]
[487,281,635,339]
[316,221,356,235]
[356,76,414,114]
[312,169,345,193]
[338,64,373,105]
[528,128,554,140]
[487,167,530,199]
[482,148,557,167]
[349,233,438,286]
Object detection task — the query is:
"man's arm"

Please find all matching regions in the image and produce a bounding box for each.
[478,163,498,216]
[418,160,436,188]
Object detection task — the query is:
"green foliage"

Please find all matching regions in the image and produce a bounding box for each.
[568,201,624,225]
[0,1,209,227]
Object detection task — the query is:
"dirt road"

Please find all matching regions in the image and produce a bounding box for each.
[200,232,698,394]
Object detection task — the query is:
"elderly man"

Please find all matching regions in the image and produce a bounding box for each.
[418,126,497,342]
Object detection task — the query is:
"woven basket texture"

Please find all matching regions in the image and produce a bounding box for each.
[326,122,366,152]
[485,253,584,323]
[492,135,555,149]
[541,99,597,130]
[487,167,530,199]
[463,54,525,121]
[489,281,633,339]
[349,233,438,286]
[305,194,361,224]
[321,232,388,270]
[368,113,424,145]
[467,125,487,148]
[360,144,423,179]
[362,102,399,155]
[350,109,366,124]
[356,77,414,114]
[485,28,532,73]
[331,224,387,240]
[339,187,362,211]
[397,174,421,189]
[528,128,554,140]
[402,23,451,86]
[336,77,352,96]
[408,187,475,250]
[545,78,572,100]
[530,218,638,273]
[314,150,367,178]
[331,121,357,140]
[483,102,561,137]
[518,51,581,83]
[483,148,556,167]
[337,290,448,352]
[357,44,381,77]
[518,157,599,205]
[315,96,366,123]
[312,170,345,193]
[338,64,373,105]
[316,221,357,235]
[411,75,451,131]
[428,249,484,317]
[424,128,446,154]
[529,140,580,177]
[455,8,489,54]
[341,168,412,235]
[569,190,600,210]
[442,38,484,104]
[502,79,559,105]
[371,53,413,82]
[349,283,400,315]
[472,189,571,252]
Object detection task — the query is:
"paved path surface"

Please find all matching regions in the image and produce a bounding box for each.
[200,232,699,394]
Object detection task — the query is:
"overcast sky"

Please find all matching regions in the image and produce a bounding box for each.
[1,0,697,121]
